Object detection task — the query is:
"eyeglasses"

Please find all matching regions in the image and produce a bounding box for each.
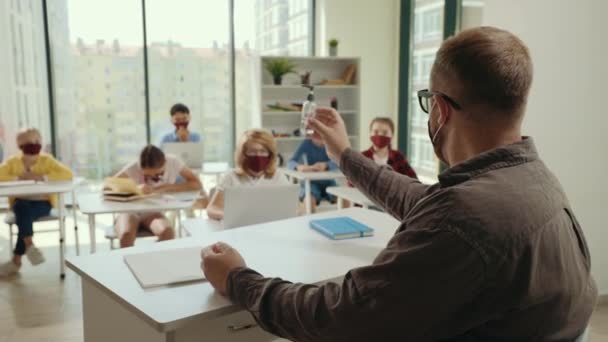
[245,150,270,157]
[417,89,462,114]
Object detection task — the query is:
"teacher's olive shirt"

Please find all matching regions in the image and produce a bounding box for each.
[227,137,597,341]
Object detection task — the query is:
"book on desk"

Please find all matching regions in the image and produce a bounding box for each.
[310,217,374,240]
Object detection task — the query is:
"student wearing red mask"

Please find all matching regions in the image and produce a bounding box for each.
[0,128,73,276]
[113,145,202,248]
[364,117,417,178]
[207,129,289,221]
[159,103,202,145]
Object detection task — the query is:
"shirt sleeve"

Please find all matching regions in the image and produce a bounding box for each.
[190,132,202,142]
[227,226,485,342]
[340,148,430,221]
[45,156,73,181]
[216,171,234,192]
[288,141,307,170]
[0,157,17,181]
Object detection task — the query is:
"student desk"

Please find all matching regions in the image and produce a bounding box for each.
[0,179,83,278]
[181,217,224,238]
[326,186,376,209]
[282,168,346,215]
[76,192,198,254]
[66,208,399,342]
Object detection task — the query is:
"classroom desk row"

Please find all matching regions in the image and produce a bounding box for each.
[0,170,375,262]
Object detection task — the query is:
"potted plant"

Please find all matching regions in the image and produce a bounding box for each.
[264,58,297,85]
[328,38,339,57]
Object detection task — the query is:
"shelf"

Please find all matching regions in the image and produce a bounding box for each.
[262,85,358,90]
[263,110,356,116]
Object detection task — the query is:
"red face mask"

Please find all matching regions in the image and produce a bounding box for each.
[245,156,271,173]
[371,135,391,149]
[20,143,42,155]
[174,122,189,129]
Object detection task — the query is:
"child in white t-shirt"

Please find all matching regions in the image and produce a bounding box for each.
[113,145,202,248]
[207,129,289,220]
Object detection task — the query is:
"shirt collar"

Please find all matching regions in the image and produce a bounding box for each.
[438,137,539,187]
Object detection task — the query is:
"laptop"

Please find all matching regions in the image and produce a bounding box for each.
[162,142,204,169]
[223,185,299,229]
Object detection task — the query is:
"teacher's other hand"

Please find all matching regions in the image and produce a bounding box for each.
[308,106,351,164]
[201,242,246,296]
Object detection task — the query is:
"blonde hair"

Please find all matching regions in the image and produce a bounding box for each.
[234,129,278,177]
[16,128,42,145]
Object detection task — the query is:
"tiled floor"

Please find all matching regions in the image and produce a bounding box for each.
[0,215,606,342]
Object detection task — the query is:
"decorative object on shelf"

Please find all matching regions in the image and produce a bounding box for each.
[300,71,311,86]
[264,58,297,85]
[293,128,301,137]
[330,97,338,110]
[328,38,339,57]
[320,64,357,85]
[266,102,301,112]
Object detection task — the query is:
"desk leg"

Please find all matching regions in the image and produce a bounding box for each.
[337,197,344,210]
[177,210,183,238]
[58,194,66,280]
[88,214,96,254]
[304,179,312,215]
[72,190,80,256]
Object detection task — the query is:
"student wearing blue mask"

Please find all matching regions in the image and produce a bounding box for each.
[159,103,202,146]
[288,137,338,213]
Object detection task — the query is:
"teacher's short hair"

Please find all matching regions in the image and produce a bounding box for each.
[432,26,533,120]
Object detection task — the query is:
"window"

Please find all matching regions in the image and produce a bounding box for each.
[407,0,444,183]
[234,0,313,135]
[146,0,231,163]
[0,0,51,158]
[48,0,146,178]
[18,0,314,177]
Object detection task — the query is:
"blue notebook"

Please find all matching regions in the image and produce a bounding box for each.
[310,217,374,240]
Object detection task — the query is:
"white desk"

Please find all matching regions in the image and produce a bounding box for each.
[0,179,83,278]
[282,168,345,215]
[66,208,399,342]
[181,217,224,238]
[76,192,197,253]
[326,186,376,209]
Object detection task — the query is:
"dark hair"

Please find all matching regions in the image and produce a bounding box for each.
[139,145,165,169]
[369,117,395,133]
[432,26,533,119]
[170,103,190,116]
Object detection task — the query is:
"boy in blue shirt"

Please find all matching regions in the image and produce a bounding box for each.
[159,103,202,145]
[288,137,339,213]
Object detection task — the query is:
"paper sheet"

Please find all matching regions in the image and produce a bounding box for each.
[124,247,206,289]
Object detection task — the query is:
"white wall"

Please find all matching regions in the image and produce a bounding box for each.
[482,0,608,294]
[316,0,401,147]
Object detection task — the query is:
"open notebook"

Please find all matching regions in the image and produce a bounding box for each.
[124,247,206,289]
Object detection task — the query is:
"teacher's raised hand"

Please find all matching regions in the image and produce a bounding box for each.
[308,107,351,164]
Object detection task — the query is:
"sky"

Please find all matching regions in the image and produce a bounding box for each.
[67,0,256,48]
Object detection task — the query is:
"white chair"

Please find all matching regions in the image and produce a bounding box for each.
[5,209,68,278]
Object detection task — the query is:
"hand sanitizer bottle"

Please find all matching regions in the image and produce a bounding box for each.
[300,85,316,136]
